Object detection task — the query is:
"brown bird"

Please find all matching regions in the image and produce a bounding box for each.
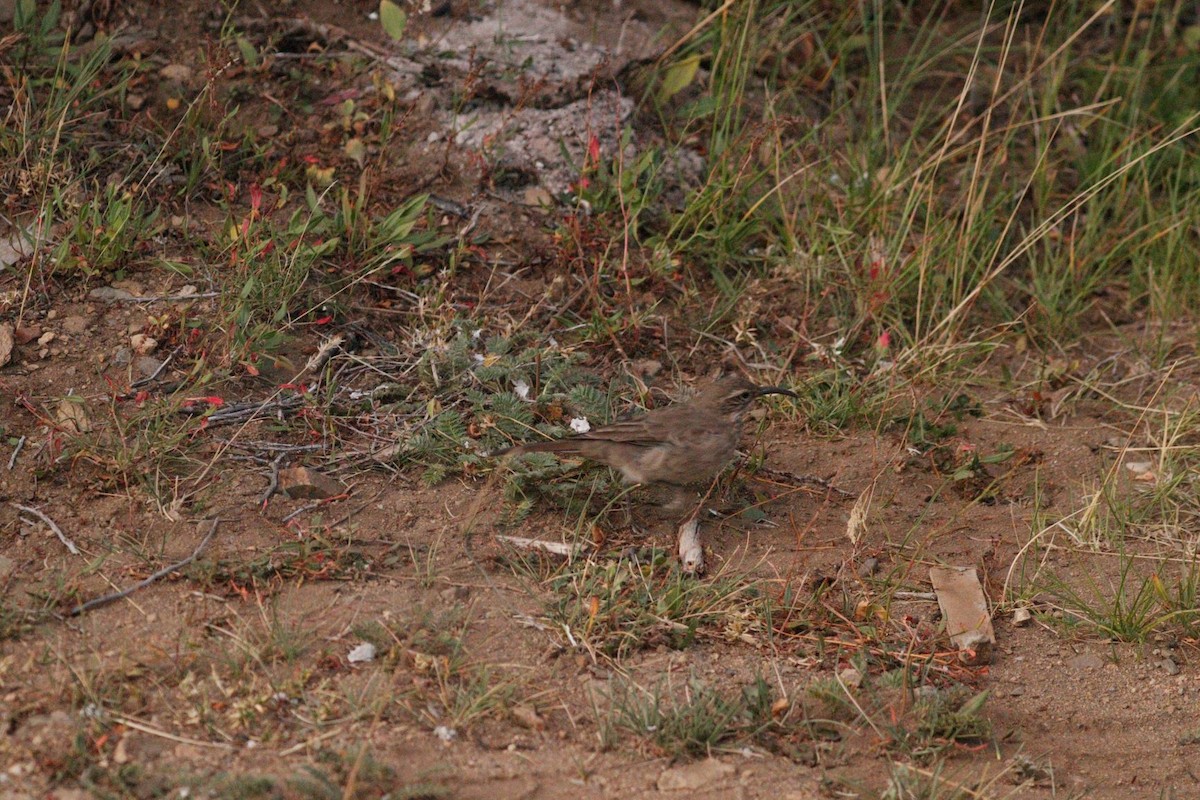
[498,374,797,487]
[496,374,798,571]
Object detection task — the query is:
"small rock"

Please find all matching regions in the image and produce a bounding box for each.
[89,286,136,302]
[656,759,735,792]
[256,124,279,138]
[347,642,376,663]
[50,788,92,800]
[0,322,12,367]
[112,346,132,366]
[46,309,57,320]
[0,227,33,267]
[838,667,862,688]
[631,358,663,378]
[56,397,91,433]
[522,186,553,206]
[1160,657,1180,676]
[62,315,89,335]
[1068,652,1104,670]
[111,279,144,295]
[433,725,457,743]
[160,63,194,83]
[130,333,158,354]
[1011,754,1052,782]
[510,704,545,730]
[126,93,146,111]
[14,324,40,344]
[135,356,163,378]
[857,557,879,578]
[1012,607,1032,626]
[439,585,470,603]
[278,466,345,499]
[112,735,130,764]
[37,331,56,346]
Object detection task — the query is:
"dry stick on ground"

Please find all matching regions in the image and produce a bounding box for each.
[259,453,287,509]
[130,344,182,389]
[7,435,25,470]
[495,535,581,558]
[68,519,220,617]
[13,503,80,555]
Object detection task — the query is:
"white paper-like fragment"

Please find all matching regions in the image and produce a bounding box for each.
[514,379,531,400]
[347,642,377,663]
[569,417,590,433]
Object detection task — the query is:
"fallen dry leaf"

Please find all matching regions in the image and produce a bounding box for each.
[56,397,92,433]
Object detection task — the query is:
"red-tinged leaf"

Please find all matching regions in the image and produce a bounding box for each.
[587,134,600,162]
[315,315,333,324]
[134,390,150,406]
[249,183,263,211]
[243,362,260,376]
[189,396,225,407]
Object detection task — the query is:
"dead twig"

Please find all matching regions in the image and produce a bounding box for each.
[7,435,25,470]
[112,714,233,750]
[260,454,287,509]
[223,441,325,454]
[752,468,857,499]
[123,291,221,303]
[281,501,323,524]
[69,519,220,616]
[892,591,938,601]
[495,535,580,558]
[185,395,306,427]
[13,503,80,555]
[130,345,182,389]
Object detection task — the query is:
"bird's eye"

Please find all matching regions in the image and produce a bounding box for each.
[739,390,753,400]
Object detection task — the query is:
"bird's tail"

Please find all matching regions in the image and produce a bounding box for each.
[492,439,582,458]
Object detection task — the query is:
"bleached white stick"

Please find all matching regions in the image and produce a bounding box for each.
[496,535,578,557]
[677,519,704,574]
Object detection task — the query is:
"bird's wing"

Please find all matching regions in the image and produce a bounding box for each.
[571,418,661,447]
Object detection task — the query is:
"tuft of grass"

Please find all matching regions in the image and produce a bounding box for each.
[602,675,779,759]
[1035,553,1200,643]
[533,548,769,659]
[806,664,993,765]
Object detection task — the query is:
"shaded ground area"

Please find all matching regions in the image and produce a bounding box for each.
[3,1,1200,799]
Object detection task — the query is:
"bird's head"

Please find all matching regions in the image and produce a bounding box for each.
[699,374,799,421]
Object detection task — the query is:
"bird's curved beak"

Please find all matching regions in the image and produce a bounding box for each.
[757,386,799,399]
